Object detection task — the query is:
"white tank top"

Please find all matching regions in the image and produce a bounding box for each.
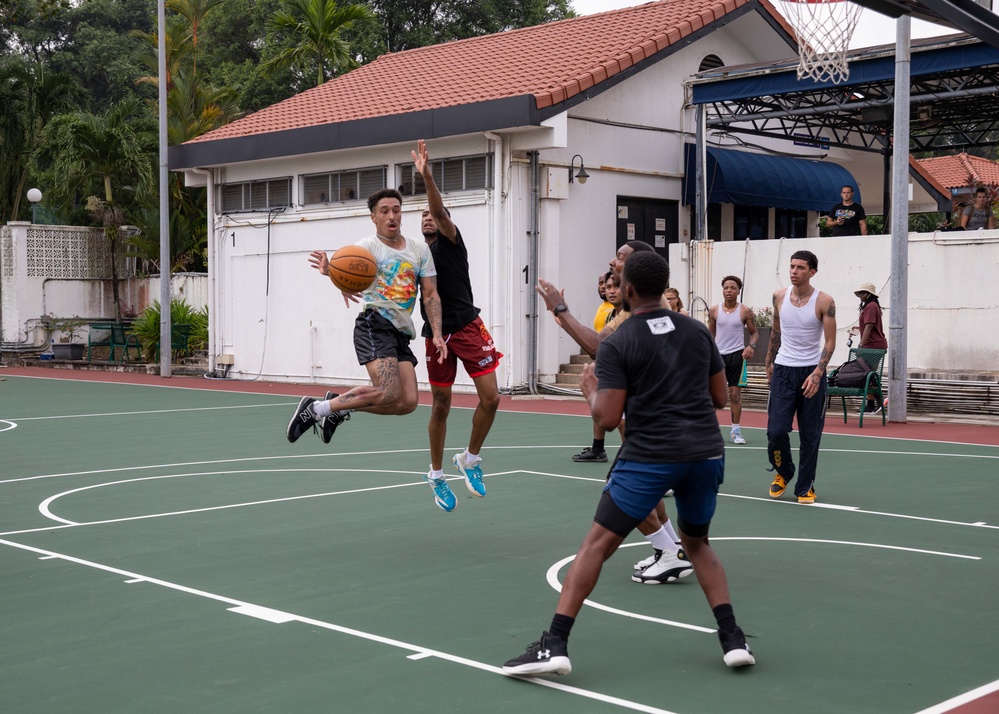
[775,288,823,367]
[714,303,745,356]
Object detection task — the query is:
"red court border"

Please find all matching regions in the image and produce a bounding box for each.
[3,366,998,447]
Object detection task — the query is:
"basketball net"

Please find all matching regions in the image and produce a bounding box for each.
[781,0,863,84]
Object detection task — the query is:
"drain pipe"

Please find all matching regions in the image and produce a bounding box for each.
[191,167,217,375]
[527,151,540,394]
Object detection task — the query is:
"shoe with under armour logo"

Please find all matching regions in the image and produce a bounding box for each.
[502,631,571,676]
[718,625,756,667]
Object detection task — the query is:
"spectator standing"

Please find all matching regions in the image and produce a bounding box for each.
[765,250,836,504]
[826,185,868,236]
[959,187,995,230]
[708,276,759,444]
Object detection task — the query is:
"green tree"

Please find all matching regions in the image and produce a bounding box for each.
[0,57,77,223]
[41,96,156,319]
[261,0,374,87]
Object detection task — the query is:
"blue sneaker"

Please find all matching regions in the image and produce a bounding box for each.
[426,473,457,512]
[453,452,486,497]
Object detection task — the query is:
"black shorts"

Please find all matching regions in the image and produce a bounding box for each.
[722,351,743,387]
[353,310,417,366]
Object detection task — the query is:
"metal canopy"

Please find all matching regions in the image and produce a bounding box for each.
[690,34,999,155]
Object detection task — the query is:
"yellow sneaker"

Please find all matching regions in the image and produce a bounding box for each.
[769,474,787,498]
[797,488,816,504]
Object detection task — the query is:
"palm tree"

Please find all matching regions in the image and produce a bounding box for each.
[0,59,76,223]
[166,0,228,75]
[262,0,373,86]
[42,97,156,320]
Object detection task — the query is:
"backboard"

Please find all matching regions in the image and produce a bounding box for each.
[852,0,999,49]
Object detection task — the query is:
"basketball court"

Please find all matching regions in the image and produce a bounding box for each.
[1,367,997,713]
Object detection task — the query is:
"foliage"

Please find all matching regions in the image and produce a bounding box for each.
[40,314,86,343]
[752,306,774,328]
[130,298,208,362]
[262,0,374,87]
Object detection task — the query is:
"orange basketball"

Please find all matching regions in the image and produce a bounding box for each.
[327,245,377,293]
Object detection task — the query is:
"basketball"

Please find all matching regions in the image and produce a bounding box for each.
[327,245,377,292]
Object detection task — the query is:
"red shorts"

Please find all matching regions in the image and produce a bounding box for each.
[426,316,503,386]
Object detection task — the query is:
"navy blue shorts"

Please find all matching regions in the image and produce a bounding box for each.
[602,456,725,528]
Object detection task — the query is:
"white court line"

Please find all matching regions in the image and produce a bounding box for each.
[3,403,287,421]
[723,494,999,530]
[0,446,608,486]
[0,536,678,714]
[545,551,716,634]
[0,420,16,432]
[913,678,999,713]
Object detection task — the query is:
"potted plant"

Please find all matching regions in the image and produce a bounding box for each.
[747,306,773,365]
[43,315,87,360]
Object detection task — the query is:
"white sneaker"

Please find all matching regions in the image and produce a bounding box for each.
[633,548,662,570]
[631,549,694,584]
[731,431,746,445]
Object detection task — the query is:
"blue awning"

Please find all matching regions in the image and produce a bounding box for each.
[682,146,860,211]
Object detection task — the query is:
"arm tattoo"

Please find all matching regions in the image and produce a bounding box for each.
[817,347,830,373]
[424,293,443,338]
[827,303,836,318]
[766,331,781,366]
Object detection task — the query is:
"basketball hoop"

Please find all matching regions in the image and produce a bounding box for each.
[781,0,863,84]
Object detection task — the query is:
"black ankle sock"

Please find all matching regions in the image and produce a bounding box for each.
[592,439,605,452]
[713,603,737,634]
[549,613,575,641]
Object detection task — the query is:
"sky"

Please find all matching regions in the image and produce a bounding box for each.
[569,0,966,51]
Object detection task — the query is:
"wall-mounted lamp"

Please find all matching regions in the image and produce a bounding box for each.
[917,105,932,121]
[569,154,589,184]
[27,188,42,224]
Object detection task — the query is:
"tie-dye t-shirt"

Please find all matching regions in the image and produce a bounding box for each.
[355,235,436,339]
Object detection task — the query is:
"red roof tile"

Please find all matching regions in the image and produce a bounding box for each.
[188,0,785,145]
[916,152,999,189]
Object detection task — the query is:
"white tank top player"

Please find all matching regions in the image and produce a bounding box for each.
[714,303,746,355]
[775,289,823,366]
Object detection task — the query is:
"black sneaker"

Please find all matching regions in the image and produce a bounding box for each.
[286,396,318,443]
[318,391,350,444]
[718,626,756,668]
[572,447,607,463]
[503,631,571,676]
[865,401,883,414]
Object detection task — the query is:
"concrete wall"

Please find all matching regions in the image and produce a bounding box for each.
[666,230,999,374]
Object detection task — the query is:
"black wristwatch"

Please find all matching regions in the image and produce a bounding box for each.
[553,303,569,316]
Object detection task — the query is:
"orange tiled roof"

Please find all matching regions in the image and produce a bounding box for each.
[916,152,999,189]
[188,0,790,145]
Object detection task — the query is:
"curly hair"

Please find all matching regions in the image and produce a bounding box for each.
[623,251,669,299]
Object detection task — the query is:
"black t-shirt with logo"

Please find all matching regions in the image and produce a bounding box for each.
[420,227,480,337]
[596,308,725,462]
[829,202,866,236]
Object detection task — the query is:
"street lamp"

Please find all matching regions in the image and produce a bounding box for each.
[27,188,42,223]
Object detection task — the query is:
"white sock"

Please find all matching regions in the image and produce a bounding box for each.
[731,423,741,433]
[430,468,445,481]
[313,400,332,418]
[645,526,679,554]
[663,518,681,545]
[464,449,481,465]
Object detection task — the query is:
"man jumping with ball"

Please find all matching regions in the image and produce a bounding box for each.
[413,139,503,513]
[286,189,451,509]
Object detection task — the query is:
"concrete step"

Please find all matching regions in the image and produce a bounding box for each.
[559,363,585,375]
[569,353,593,365]
[555,372,582,386]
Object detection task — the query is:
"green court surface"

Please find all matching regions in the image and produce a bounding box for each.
[1,374,997,713]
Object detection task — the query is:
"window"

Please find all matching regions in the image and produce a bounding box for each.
[733,205,769,241]
[698,54,725,72]
[219,178,292,213]
[397,154,491,196]
[775,208,808,239]
[301,167,387,205]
